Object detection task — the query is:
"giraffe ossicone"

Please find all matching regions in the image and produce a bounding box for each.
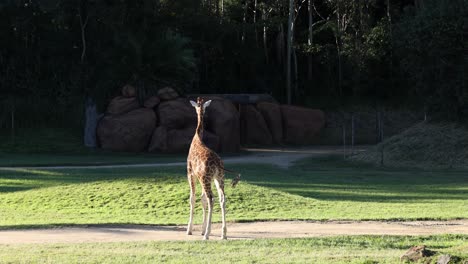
[186,97,237,240]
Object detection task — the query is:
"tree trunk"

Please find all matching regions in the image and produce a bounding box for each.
[242,1,248,44]
[387,0,393,88]
[79,0,94,148]
[286,0,295,104]
[276,24,285,65]
[263,6,269,63]
[307,0,313,81]
[337,41,342,96]
[79,1,89,65]
[254,0,258,47]
[84,98,100,148]
[220,0,224,17]
[335,1,343,97]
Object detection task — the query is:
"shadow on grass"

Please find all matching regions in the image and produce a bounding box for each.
[240,157,468,203]
[1,157,467,204]
[0,166,187,193]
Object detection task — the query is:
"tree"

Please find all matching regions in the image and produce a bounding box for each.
[395,0,467,119]
[286,0,295,104]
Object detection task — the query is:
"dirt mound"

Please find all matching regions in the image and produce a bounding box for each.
[352,122,468,169]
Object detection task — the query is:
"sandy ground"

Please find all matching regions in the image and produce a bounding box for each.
[1,146,466,244]
[1,220,467,244]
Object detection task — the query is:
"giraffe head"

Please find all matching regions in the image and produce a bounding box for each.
[190,97,212,136]
[190,97,212,117]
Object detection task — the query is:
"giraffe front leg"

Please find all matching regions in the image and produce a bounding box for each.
[187,175,196,235]
[187,191,195,235]
[215,178,227,239]
[203,192,213,240]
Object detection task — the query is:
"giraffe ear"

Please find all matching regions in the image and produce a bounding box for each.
[190,100,197,107]
[203,100,212,109]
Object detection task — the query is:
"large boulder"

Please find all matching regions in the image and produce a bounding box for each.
[256,102,283,144]
[157,98,197,130]
[148,126,219,153]
[157,87,179,101]
[204,97,240,152]
[121,84,136,97]
[240,105,272,145]
[148,126,167,152]
[106,96,140,115]
[143,96,161,109]
[97,108,156,152]
[281,105,324,145]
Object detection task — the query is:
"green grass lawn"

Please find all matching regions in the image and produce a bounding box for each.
[0,157,467,228]
[0,235,466,263]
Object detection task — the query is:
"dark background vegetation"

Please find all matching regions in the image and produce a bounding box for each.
[0,0,466,143]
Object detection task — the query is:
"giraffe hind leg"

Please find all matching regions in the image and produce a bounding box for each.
[215,177,227,239]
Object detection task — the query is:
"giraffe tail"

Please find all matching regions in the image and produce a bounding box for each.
[231,173,241,188]
[223,168,241,188]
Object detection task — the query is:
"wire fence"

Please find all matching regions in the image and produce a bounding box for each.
[321,108,426,160]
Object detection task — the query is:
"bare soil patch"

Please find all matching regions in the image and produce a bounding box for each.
[1,220,467,244]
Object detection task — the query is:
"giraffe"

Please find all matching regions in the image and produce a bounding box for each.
[186,97,240,240]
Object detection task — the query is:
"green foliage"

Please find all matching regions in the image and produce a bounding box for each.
[0,0,466,132]
[394,0,467,120]
[0,1,197,124]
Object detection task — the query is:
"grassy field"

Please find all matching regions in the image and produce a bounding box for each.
[0,235,466,263]
[0,157,467,228]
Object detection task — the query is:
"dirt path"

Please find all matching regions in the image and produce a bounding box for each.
[1,220,467,244]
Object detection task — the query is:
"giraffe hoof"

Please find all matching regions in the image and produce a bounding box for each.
[203,236,209,240]
[187,231,192,235]
[221,236,227,240]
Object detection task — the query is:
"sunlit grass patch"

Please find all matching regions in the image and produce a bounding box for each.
[0,235,466,264]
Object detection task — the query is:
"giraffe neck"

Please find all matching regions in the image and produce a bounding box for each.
[195,111,204,139]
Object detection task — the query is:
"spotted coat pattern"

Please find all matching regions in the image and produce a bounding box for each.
[186,97,227,240]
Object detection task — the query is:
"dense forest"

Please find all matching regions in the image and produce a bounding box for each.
[0,0,466,132]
